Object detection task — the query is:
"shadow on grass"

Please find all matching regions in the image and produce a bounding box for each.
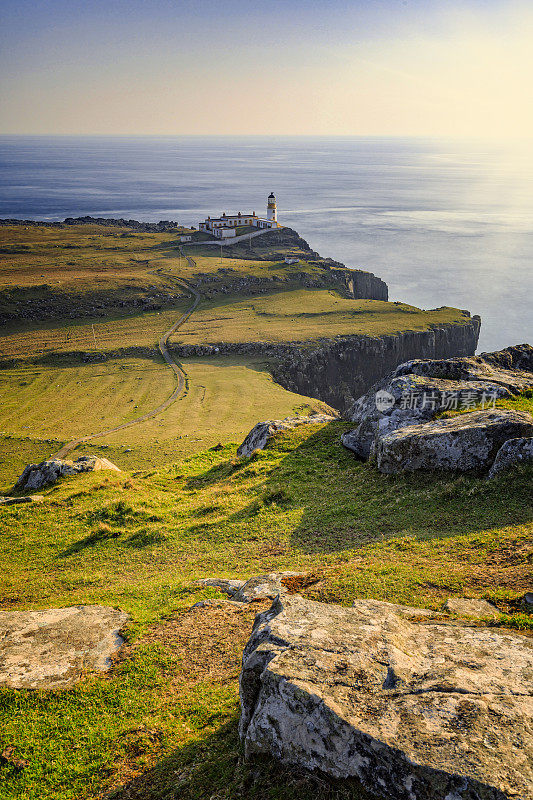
[197,421,533,555]
[107,716,376,800]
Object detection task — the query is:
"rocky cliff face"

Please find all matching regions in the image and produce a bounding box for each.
[172,315,481,414]
[223,226,388,301]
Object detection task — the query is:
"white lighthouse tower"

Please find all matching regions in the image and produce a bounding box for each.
[267,192,277,224]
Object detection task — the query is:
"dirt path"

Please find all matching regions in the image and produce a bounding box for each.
[54,254,201,459]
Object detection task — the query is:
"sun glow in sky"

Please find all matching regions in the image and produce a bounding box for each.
[1,0,533,137]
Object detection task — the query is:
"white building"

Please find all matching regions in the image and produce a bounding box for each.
[212,226,236,239]
[199,193,279,234]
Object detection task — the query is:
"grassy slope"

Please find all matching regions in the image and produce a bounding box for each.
[174,290,471,346]
[0,406,531,800]
[0,223,524,800]
[0,356,329,487]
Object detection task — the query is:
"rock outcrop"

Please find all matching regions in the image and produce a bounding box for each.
[14,455,120,492]
[488,436,533,478]
[0,605,129,689]
[239,595,533,800]
[198,572,308,603]
[342,344,533,459]
[374,409,533,474]
[443,598,500,619]
[237,414,336,457]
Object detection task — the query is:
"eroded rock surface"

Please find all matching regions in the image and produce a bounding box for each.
[374,409,533,474]
[444,598,500,619]
[488,436,533,478]
[343,344,533,460]
[14,455,121,491]
[198,572,308,603]
[0,605,129,689]
[237,414,335,457]
[239,595,533,800]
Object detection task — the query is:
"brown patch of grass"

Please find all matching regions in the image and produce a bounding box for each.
[282,571,323,593]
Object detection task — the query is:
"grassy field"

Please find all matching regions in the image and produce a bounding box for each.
[173,289,472,346]
[1,222,525,800]
[0,303,192,359]
[0,355,330,488]
[0,412,531,800]
[0,225,322,315]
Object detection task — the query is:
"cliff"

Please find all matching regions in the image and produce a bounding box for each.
[171,315,481,414]
[221,226,388,301]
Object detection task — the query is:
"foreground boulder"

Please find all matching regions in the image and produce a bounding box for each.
[0,605,129,689]
[374,409,533,474]
[343,344,533,459]
[237,413,335,457]
[240,595,533,800]
[14,455,121,491]
[488,436,533,478]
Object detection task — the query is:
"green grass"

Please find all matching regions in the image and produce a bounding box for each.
[0,303,191,360]
[173,289,472,346]
[0,420,531,799]
[0,222,526,800]
[0,356,330,487]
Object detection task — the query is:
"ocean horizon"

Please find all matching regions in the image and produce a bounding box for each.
[1,134,531,353]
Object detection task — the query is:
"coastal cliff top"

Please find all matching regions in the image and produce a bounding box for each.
[173,289,475,346]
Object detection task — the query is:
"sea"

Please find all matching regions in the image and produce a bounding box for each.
[1,135,532,353]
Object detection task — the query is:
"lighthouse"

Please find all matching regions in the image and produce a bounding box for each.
[267,192,277,224]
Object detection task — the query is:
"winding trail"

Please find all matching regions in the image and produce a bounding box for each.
[54,253,201,459]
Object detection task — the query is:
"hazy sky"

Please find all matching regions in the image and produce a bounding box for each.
[1,0,532,136]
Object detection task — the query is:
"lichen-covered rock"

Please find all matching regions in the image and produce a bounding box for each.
[14,455,121,491]
[444,598,500,619]
[197,573,308,603]
[237,414,335,457]
[488,436,533,478]
[233,573,307,603]
[342,374,509,459]
[0,605,129,689]
[374,409,533,474]
[343,345,533,459]
[239,595,533,800]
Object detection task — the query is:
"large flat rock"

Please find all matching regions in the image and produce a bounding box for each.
[0,605,129,689]
[239,595,533,800]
